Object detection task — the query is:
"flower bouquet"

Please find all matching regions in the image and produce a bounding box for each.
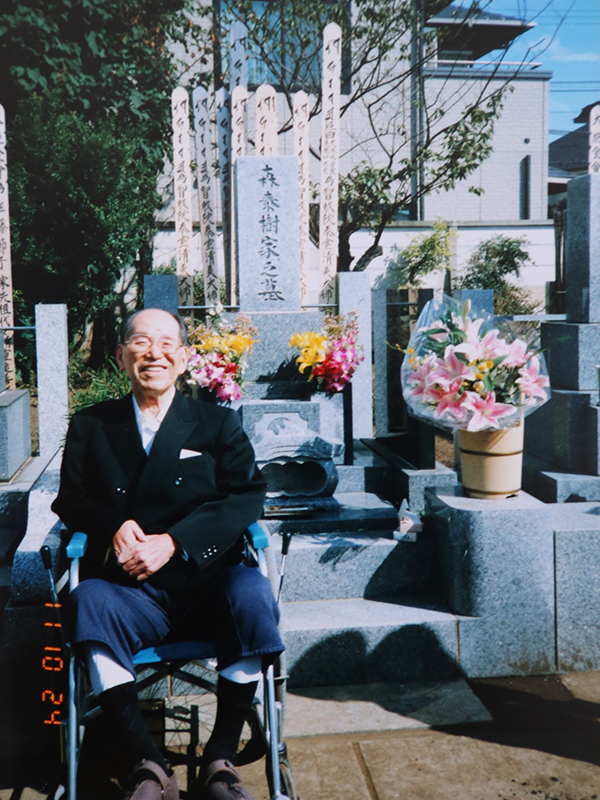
[289,312,363,394]
[400,295,550,499]
[186,314,257,402]
[401,295,549,432]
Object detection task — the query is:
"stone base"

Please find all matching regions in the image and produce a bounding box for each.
[552,502,600,671]
[260,458,339,498]
[263,491,398,535]
[362,438,458,512]
[0,390,31,481]
[264,496,340,515]
[524,454,600,502]
[397,463,458,513]
[224,310,324,384]
[236,395,345,464]
[426,488,555,678]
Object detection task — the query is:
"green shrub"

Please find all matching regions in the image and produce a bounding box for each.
[390,220,454,288]
[69,356,130,415]
[455,235,539,315]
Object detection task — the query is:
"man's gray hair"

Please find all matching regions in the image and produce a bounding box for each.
[121,309,189,346]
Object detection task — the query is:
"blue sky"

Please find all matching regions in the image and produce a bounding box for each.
[486,0,599,141]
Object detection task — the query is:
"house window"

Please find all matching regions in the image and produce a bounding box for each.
[220,1,351,93]
[520,155,531,220]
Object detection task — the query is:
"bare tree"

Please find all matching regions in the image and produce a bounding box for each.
[210,0,551,271]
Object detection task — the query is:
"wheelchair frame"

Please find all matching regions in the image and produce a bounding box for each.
[53,521,295,800]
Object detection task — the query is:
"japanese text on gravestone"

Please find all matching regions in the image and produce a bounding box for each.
[258,165,284,303]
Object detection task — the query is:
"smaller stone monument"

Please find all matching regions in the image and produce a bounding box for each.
[144,274,178,315]
[0,344,30,481]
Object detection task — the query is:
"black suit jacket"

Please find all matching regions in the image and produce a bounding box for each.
[51,391,267,590]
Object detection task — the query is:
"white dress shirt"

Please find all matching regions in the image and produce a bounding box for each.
[132,386,176,454]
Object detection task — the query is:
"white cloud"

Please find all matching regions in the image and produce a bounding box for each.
[545,37,600,62]
[550,98,574,111]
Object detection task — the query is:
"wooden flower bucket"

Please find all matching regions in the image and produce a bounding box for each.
[458,422,524,500]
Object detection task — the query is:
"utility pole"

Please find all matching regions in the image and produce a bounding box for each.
[410,0,425,221]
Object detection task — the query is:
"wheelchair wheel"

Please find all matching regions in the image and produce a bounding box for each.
[264,742,298,800]
[278,750,298,800]
[154,660,219,775]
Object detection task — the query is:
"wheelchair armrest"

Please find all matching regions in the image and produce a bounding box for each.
[246,520,269,551]
[65,532,88,592]
[66,532,88,560]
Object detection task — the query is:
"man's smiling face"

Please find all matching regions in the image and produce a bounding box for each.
[116,309,188,400]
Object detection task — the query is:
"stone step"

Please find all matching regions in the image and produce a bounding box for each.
[263,491,398,535]
[273,531,435,602]
[0,526,25,563]
[539,471,600,503]
[335,443,394,495]
[0,566,12,615]
[280,597,458,688]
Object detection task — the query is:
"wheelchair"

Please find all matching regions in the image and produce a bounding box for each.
[42,521,296,800]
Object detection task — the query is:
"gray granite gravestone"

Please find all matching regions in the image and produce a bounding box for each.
[235,157,301,312]
[35,305,68,460]
[453,289,494,317]
[232,156,345,508]
[565,175,600,323]
[524,173,600,497]
[144,274,178,314]
[0,341,31,481]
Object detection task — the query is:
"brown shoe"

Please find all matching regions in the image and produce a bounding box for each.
[199,759,257,800]
[123,759,179,800]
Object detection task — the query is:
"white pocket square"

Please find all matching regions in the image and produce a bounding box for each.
[180,448,203,459]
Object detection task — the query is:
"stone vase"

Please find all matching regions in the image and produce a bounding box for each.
[458,422,524,500]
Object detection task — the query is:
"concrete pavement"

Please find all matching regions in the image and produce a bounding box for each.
[240,673,600,800]
[3,671,600,799]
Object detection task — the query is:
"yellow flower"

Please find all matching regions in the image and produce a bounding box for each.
[194,333,222,353]
[474,381,484,393]
[223,333,255,357]
[289,332,327,373]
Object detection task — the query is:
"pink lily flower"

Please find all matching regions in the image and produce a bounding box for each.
[503,338,532,368]
[516,356,549,403]
[455,328,508,363]
[428,380,469,423]
[454,313,484,341]
[462,391,518,432]
[418,319,450,343]
[430,346,476,388]
[405,355,438,398]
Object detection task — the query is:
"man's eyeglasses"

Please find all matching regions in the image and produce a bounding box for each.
[125,335,184,354]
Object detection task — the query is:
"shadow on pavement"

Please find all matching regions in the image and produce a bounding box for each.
[442,675,600,769]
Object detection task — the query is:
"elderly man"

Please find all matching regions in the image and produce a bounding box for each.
[52,308,283,800]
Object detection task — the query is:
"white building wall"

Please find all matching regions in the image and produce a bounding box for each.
[349,221,555,302]
[423,69,550,222]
